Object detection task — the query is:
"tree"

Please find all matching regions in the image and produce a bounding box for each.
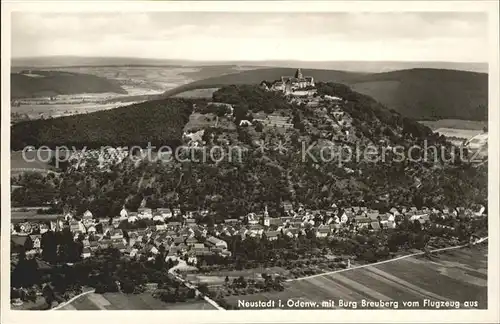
[41,231,58,262]
[198,283,209,295]
[255,122,264,133]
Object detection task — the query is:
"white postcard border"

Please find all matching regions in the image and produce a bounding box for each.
[1,1,499,323]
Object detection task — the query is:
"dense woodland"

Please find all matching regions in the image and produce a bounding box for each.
[11,98,194,150]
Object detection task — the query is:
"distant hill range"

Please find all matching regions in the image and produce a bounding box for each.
[12,56,487,73]
[164,68,488,121]
[11,70,127,99]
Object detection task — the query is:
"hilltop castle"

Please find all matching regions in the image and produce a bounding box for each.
[261,68,315,94]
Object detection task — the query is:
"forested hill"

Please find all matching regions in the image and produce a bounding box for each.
[11,98,194,150]
[11,70,127,98]
[10,82,487,217]
[164,68,488,121]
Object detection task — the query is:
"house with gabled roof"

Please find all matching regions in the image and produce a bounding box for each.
[366,211,380,220]
[98,240,111,249]
[89,241,100,252]
[152,213,164,223]
[285,227,300,238]
[29,234,42,249]
[83,210,93,220]
[370,221,381,231]
[185,210,196,219]
[265,230,279,241]
[329,223,341,231]
[193,243,205,251]
[186,236,198,246]
[127,212,138,223]
[165,250,178,262]
[86,225,97,234]
[246,213,260,225]
[316,225,330,238]
[206,236,228,250]
[81,247,92,259]
[173,236,184,245]
[186,251,198,265]
[157,208,173,219]
[138,207,153,218]
[355,217,372,228]
[69,220,82,233]
[110,229,124,241]
[185,218,197,227]
[340,212,349,224]
[248,224,264,235]
[39,223,50,234]
[167,221,182,228]
[263,217,283,227]
[156,224,167,232]
[195,248,213,257]
[113,242,127,252]
[82,239,90,248]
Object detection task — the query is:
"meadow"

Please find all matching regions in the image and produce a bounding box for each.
[11,150,56,171]
[14,101,139,120]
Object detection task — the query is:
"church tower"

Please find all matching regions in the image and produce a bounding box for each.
[294,68,303,79]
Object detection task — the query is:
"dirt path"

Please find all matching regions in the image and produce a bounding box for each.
[169,260,225,310]
[50,289,96,311]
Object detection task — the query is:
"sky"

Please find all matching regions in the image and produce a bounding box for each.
[11,12,488,62]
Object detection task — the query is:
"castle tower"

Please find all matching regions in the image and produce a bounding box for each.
[294,68,303,79]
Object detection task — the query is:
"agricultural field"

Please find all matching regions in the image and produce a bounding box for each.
[11,150,57,172]
[50,66,256,96]
[13,101,140,120]
[226,244,487,310]
[50,66,197,93]
[433,128,483,140]
[419,119,487,131]
[59,292,216,310]
[11,210,61,223]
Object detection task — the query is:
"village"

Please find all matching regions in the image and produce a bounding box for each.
[11,201,487,267]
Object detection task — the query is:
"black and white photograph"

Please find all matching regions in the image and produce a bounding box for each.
[1,1,498,323]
